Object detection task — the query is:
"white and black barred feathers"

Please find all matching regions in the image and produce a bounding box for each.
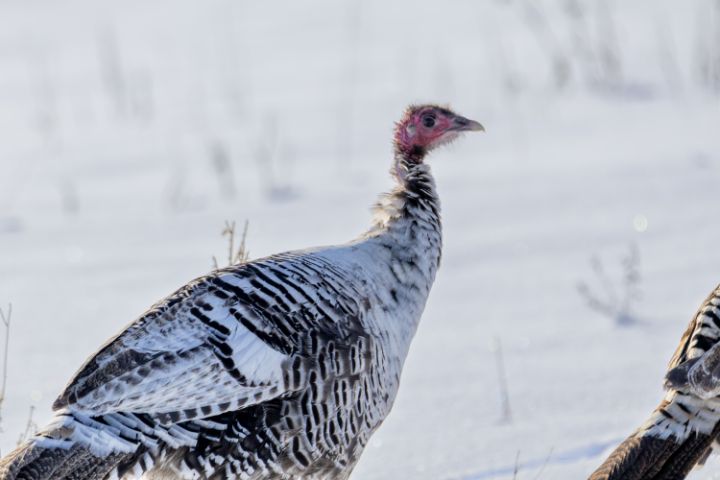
[0,103,483,480]
[0,152,443,480]
[590,285,720,480]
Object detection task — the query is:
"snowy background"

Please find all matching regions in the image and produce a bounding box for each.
[1,0,720,478]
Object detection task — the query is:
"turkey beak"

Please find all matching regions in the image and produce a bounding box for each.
[451,115,485,132]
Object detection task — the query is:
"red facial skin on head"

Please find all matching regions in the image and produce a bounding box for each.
[394,108,455,152]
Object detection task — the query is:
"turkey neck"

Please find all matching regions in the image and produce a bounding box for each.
[364,145,443,299]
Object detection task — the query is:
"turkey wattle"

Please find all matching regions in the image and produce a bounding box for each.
[0,105,483,480]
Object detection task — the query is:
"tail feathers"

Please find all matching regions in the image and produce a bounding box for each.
[589,430,717,480]
[0,439,131,480]
[589,433,678,480]
[0,411,203,480]
[589,394,720,480]
[0,415,147,480]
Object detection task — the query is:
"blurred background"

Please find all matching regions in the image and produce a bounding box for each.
[1,0,720,478]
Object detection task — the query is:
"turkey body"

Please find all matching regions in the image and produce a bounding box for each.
[589,285,720,480]
[0,103,485,480]
[0,164,442,480]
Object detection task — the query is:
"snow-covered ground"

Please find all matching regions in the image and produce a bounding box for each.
[1,0,720,478]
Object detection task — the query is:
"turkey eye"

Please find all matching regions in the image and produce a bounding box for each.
[422,115,436,128]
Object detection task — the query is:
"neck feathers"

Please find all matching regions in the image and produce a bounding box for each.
[392,128,426,180]
[362,138,443,344]
[368,145,441,250]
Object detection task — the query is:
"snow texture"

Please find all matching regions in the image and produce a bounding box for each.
[1,0,720,479]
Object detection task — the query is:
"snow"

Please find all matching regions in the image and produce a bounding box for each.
[1,0,720,478]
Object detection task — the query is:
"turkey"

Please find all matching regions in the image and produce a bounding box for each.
[0,105,483,480]
[590,284,720,480]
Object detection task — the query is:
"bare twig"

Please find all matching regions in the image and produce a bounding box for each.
[561,0,600,86]
[576,282,614,318]
[97,26,127,118]
[620,244,641,317]
[513,450,521,480]
[517,0,571,90]
[654,14,683,94]
[577,244,642,325]
[213,220,250,269]
[222,220,236,267]
[590,255,619,308]
[493,336,512,424]
[0,303,11,431]
[234,220,250,264]
[695,0,720,94]
[533,447,554,480]
[17,405,37,446]
[209,140,236,201]
[506,446,553,480]
[595,0,623,87]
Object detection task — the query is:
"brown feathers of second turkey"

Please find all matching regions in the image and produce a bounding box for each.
[589,285,720,480]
